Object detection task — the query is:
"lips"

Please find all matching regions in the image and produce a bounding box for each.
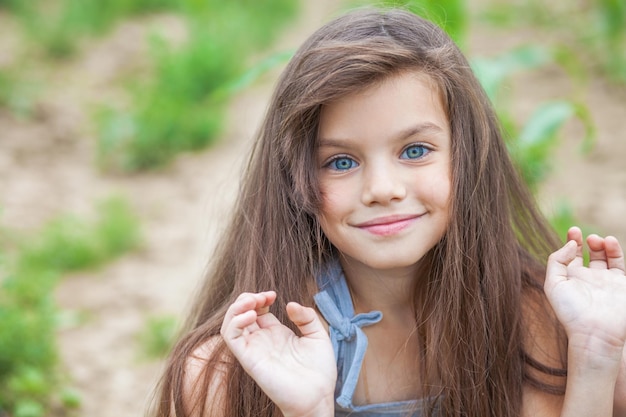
[354,214,423,236]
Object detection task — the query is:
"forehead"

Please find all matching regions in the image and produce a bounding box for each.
[318,71,449,143]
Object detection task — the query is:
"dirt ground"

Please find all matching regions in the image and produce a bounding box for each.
[0,1,624,416]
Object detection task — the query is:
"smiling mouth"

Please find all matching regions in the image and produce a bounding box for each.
[355,214,423,236]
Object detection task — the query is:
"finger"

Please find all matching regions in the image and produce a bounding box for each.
[255,291,277,316]
[605,236,626,273]
[221,309,258,341]
[221,293,255,334]
[286,302,329,340]
[221,292,277,338]
[587,234,608,270]
[224,292,276,320]
[256,311,283,329]
[566,226,584,268]
[545,240,578,293]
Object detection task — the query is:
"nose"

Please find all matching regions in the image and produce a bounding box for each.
[360,162,407,206]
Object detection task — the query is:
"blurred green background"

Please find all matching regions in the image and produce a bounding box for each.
[0,0,624,416]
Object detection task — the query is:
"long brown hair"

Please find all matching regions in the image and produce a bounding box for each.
[152,7,566,417]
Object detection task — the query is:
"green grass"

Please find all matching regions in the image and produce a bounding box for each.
[593,0,626,82]
[17,197,141,272]
[513,101,594,191]
[138,315,179,359]
[470,41,597,244]
[5,0,298,171]
[479,0,626,84]
[0,0,21,12]
[471,46,595,193]
[471,45,552,103]
[10,0,180,58]
[350,0,468,48]
[0,196,141,416]
[97,24,239,170]
[97,0,298,171]
[0,68,38,118]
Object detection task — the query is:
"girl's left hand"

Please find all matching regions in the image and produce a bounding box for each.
[545,227,626,356]
[544,227,626,397]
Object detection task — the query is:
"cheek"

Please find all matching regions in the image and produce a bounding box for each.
[437,177,453,228]
[316,192,336,233]
[423,170,452,210]
[435,179,452,210]
[426,174,452,237]
[318,185,345,218]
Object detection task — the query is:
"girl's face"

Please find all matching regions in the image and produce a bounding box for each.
[317,71,451,274]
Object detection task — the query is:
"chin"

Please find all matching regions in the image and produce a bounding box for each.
[352,254,426,273]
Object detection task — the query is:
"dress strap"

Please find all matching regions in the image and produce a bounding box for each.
[314,290,382,407]
[314,262,382,409]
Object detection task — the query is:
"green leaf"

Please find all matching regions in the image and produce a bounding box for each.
[215,49,295,100]
[60,387,82,408]
[511,100,595,190]
[518,101,594,152]
[472,45,551,102]
[14,400,44,417]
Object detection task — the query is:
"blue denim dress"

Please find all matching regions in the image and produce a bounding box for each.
[314,262,436,416]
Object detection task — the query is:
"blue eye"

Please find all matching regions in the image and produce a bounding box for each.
[328,157,358,171]
[401,144,429,160]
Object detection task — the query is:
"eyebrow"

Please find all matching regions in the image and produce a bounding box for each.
[318,122,445,147]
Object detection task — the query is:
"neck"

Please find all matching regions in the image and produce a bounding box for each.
[339,255,421,318]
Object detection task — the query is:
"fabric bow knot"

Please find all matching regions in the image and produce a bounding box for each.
[314,289,382,408]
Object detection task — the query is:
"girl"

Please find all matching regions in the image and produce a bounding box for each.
[152,7,626,417]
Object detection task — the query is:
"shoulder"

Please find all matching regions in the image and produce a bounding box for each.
[182,336,232,417]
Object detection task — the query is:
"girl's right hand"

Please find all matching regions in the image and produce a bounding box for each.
[220,291,337,417]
